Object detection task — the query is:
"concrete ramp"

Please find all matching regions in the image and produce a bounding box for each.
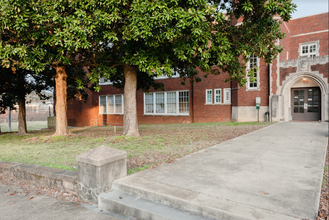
[99,122,328,220]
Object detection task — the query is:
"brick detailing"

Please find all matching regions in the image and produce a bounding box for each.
[311,63,329,83]
[279,67,298,86]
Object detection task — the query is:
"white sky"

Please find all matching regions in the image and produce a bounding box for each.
[292,0,329,19]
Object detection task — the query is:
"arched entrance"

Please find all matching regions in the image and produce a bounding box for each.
[280,72,328,122]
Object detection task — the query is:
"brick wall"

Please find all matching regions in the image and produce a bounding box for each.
[288,13,328,36]
[233,59,270,106]
[67,70,233,127]
[279,66,297,86]
[289,32,328,59]
[311,63,329,83]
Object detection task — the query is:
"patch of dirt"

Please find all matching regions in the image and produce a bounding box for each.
[317,141,329,220]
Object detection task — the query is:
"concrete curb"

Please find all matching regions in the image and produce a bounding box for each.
[0,161,78,195]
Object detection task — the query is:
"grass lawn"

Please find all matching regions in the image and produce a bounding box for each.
[0,122,271,174]
[0,121,48,132]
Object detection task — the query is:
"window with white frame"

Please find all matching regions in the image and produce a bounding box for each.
[247,54,259,89]
[156,71,179,79]
[300,42,318,58]
[144,91,189,115]
[223,88,231,104]
[214,89,222,104]
[99,94,124,114]
[99,77,113,85]
[206,89,213,104]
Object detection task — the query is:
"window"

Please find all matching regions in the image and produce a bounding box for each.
[179,91,189,114]
[214,89,222,104]
[99,77,113,85]
[247,55,259,89]
[206,89,213,104]
[156,93,165,113]
[156,72,179,79]
[144,91,189,115]
[300,43,318,58]
[99,94,124,114]
[145,93,154,113]
[223,88,231,104]
[167,92,177,114]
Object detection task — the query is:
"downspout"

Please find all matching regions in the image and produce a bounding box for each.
[191,76,195,123]
[268,64,272,122]
[230,80,233,121]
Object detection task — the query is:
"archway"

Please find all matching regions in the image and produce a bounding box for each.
[279,72,328,121]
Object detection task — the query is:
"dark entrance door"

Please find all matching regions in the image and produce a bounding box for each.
[291,87,321,121]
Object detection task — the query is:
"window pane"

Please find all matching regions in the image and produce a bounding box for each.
[310,45,316,53]
[99,96,106,114]
[179,91,189,114]
[225,90,231,103]
[215,90,221,103]
[299,107,304,113]
[107,95,114,114]
[115,95,123,114]
[167,92,176,113]
[206,90,212,103]
[145,93,154,113]
[156,93,165,113]
[302,46,308,54]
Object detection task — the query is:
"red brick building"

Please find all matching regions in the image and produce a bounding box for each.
[67,13,329,127]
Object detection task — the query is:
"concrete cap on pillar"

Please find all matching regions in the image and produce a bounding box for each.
[76,145,127,167]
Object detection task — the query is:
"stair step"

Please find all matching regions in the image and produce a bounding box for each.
[99,189,215,220]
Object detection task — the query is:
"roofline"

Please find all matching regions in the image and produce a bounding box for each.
[291,12,328,20]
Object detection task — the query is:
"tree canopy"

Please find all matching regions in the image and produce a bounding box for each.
[0,0,296,136]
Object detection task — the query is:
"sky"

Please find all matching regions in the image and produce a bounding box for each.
[291,0,329,19]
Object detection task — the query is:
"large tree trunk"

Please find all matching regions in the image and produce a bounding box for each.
[17,93,27,135]
[53,66,69,136]
[123,64,140,137]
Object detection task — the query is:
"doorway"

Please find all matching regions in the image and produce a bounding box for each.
[291,87,321,121]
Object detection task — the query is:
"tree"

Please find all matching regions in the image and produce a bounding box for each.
[0,0,107,135]
[90,0,296,136]
[0,67,53,135]
[0,0,296,137]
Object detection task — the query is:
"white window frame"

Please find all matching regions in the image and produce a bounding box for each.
[299,41,319,58]
[246,55,260,91]
[214,89,222,104]
[99,94,124,115]
[223,88,231,104]
[143,90,189,116]
[206,89,213,104]
[99,77,113,85]
[155,72,180,79]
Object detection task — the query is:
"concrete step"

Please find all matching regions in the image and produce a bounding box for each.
[99,176,301,220]
[98,189,216,220]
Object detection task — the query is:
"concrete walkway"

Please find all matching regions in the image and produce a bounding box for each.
[0,182,132,220]
[100,122,328,220]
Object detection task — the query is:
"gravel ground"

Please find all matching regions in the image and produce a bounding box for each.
[317,142,329,220]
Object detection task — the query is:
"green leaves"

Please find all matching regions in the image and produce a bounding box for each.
[0,0,296,88]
